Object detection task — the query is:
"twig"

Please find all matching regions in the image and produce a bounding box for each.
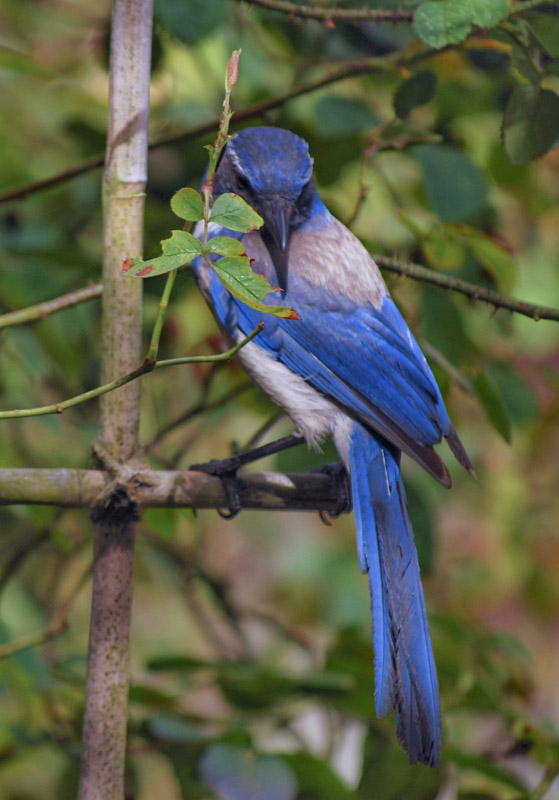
[0,559,91,660]
[0,283,103,329]
[0,49,437,206]
[233,0,553,23]
[149,379,253,447]
[0,323,263,420]
[375,255,559,322]
[231,0,413,23]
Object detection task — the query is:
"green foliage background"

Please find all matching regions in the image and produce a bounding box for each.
[0,0,558,797]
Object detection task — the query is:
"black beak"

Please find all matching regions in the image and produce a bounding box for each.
[263,199,292,254]
[260,199,293,292]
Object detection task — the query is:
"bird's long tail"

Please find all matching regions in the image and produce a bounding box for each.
[349,423,441,766]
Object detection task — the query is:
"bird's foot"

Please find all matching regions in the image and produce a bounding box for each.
[190,432,306,519]
[311,461,352,521]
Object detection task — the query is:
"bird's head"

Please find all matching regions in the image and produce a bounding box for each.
[213,127,316,257]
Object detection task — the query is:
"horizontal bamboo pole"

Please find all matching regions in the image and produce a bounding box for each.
[0,468,349,514]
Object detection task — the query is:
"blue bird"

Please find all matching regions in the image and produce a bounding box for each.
[193,127,474,766]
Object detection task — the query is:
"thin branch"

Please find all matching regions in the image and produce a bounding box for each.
[231,0,413,23]
[148,379,253,447]
[0,323,263,420]
[0,49,436,206]
[0,283,103,329]
[375,255,559,322]
[0,467,350,514]
[233,0,552,23]
[0,559,91,660]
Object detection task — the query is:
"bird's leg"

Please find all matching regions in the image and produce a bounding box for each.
[190,432,306,518]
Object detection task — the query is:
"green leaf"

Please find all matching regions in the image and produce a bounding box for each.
[413,0,510,48]
[433,223,518,292]
[502,84,559,165]
[470,0,510,27]
[0,46,55,77]
[147,715,212,743]
[414,144,488,222]
[206,236,247,257]
[210,193,264,233]
[447,750,526,791]
[283,752,356,800]
[413,1,473,48]
[213,257,298,319]
[474,370,512,442]
[420,225,466,270]
[154,0,227,45]
[171,187,205,222]
[122,231,202,278]
[467,231,518,293]
[394,71,437,119]
[200,744,297,800]
[313,96,382,137]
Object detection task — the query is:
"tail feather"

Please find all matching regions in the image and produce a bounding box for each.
[349,424,441,766]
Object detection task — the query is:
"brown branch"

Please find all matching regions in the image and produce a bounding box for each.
[0,467,350,514]
[0,49,435,206]
[232,0,413,23]
[0,283,103,329]
[233,0,551,24]
[375,254,559,322]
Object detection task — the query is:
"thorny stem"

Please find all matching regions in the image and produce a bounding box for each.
[0,324,263,420]
[374,255,559,322]
[233,0,554,22]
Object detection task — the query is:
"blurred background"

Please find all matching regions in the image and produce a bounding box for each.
[0,0,558,797]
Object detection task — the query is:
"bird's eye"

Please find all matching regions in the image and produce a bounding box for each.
[236,174,250,192]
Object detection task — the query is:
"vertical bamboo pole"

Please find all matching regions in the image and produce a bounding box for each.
[78,1,153,798]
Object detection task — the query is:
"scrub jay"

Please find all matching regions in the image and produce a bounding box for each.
[193,127,473,766]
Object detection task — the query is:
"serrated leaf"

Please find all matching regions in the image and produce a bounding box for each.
[213,257,298,319]
[171,187,205,221]
[502,84,559,164]
[210,193,264,233]
[413,1,472,48]
[162,229,203,256]
[200,745,297,800]
[122,231,202,278]
[413,0,510,49]
[394,70,437,119]
[470,0,510,27]
[474,370,512,442]
[206,236,246,257]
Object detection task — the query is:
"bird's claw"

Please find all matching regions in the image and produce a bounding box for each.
[190,458,243,519]
[312,461,352,520]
